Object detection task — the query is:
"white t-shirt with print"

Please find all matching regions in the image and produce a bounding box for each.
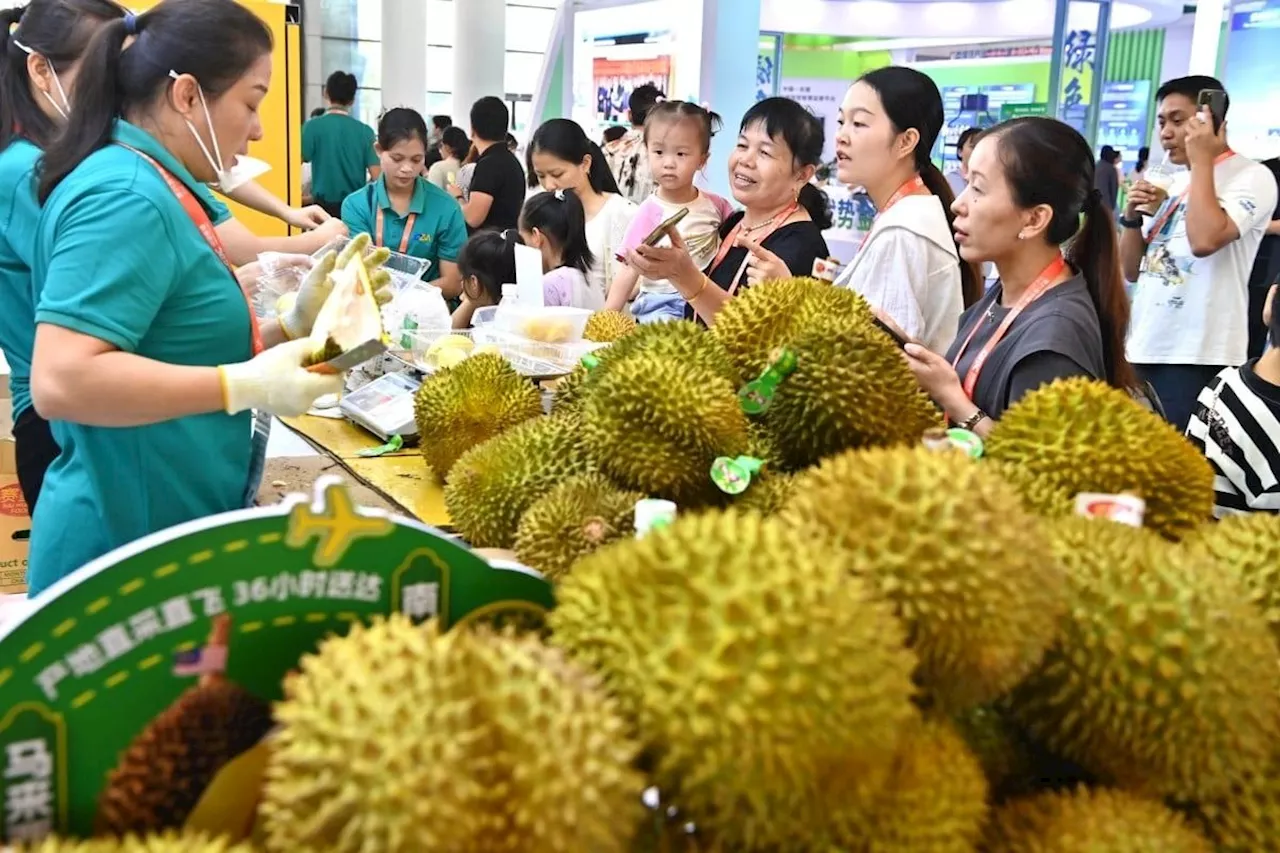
[1128,154,1278,366]
[584,193,638,303]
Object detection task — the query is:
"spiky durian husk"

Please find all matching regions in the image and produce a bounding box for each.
[548,363,589,417]
[708,277,872,382]
[763,314,941,471]
[1192,749,1280,852]
[731,472,794,516]
[443,413,596,548]
[412,352,541,480]
[782,446,1066,711]
[549,510,918,850]
[1190,513,1280,645]
[1008,516,1280,801]
[984,377,1214,540]
[514,473,644,580]
[951,706,1045,803]
[261,617,644,853]
[822,718,988,853]
[22,832,258,852]
[984,787,1213,852]
[584,310,638,342]
[581,354,751,505]
[94,682,273,837]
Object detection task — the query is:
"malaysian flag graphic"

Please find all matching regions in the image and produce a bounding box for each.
[172,644,229,677]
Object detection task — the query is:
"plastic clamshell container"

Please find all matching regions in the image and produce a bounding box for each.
[406,327,606,378]
[472,306,499,327]
[406,328,476,374]
[494,305,593,344]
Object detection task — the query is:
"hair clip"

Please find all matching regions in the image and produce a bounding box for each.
[699,101,712,112]
[7,20,20,37]
[654,95,667,104]
[554,188,565,201]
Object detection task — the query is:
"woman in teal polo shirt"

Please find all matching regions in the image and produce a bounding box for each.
[1,0,128,514]
[341,107,467,301]
[25,0,346,596]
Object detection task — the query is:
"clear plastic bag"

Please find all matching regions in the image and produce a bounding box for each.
[383,282,452,349]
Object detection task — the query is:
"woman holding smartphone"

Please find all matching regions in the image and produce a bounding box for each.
[831,66,981,353]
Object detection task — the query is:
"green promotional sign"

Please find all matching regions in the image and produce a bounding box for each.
[0,478,554,843]
[1001,102,1050,121]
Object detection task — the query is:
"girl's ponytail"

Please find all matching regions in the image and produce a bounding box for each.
[520,189,595,275]
[1066,188,1137,391]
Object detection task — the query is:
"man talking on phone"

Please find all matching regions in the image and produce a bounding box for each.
[1119,76,1277,431]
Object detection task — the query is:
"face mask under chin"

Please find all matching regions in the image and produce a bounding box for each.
[170,69,271,192]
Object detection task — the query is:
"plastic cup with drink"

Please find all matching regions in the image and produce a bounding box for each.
[1137,151,1176,217]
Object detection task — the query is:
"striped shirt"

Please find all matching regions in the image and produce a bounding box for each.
[1186,361,1280,518]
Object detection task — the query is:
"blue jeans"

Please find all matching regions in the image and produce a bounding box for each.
[631,290,686,324]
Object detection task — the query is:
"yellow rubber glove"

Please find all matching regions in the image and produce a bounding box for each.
[217,339,345,416]
[277,233,396,340]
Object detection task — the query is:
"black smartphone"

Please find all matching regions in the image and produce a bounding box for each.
[641,207,690,247]
[1198,89,1227,134]
[872,315,910,349]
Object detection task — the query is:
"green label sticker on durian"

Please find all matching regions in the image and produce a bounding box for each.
[0,478,554,844]
[945,428,985,459]
[580,353,601,371]
[711,456,764,496]
[737,349,798,415]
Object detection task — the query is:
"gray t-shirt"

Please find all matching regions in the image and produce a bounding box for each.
[944,272,1106,418]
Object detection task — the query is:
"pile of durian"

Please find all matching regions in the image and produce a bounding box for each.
[29,278,1280,852]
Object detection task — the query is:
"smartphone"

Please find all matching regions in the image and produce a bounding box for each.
[872,315,910,350]
[1198,89,1227,134]
[642,207,690,247]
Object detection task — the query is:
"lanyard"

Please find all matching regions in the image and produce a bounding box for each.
[1144,149,1235,244]
[951,253,1067,402]
[710,201,799,297]
[856,174,930,255]
[118,144,264,355]
[375,205,416,254]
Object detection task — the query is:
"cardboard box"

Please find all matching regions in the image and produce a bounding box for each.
[0,356,29,595]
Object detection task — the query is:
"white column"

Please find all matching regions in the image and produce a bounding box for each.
[381,0,430,116]
[301,0,326,116]
[699,0,764,199]
[1188,0,1227,76]
[453,0,508,130]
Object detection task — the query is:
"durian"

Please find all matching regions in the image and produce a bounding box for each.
[513,473,644,579]
[412,352,541,480]
[825,718,988,852]
[584,310,638,342]
[709,277,872,381]
[985,377,1214,540]
[21,832,258,852]
[763,313,941,470]
[549,511,919,850]
[95,617,272,837]
[444,413,596,548]
[781,446,1065,711]
[304,235,388,366]
[1191,514,1280,644]
[1008,516,1280,800]
[731,472,794,515]
[951,705,1069,803]
[984,787,1213,852]
[581,354,751,504]
[1193,748,1280,852]
[261,616,644,853]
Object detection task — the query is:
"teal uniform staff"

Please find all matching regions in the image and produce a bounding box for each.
[25,1,348,596]
[340,107,467,301]
[0,0,136,513]
[303,69,378,218]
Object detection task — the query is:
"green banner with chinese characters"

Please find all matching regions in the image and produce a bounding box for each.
[0,478,554,843]
[1000,102,1050,121]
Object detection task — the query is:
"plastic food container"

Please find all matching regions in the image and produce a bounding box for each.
[407,328,606,378]
[407,328,478,373]
[472,306,499,327]
[494,305,593,344]
[251,267,305,319]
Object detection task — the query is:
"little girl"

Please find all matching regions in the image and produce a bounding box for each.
[450,229,519,329]
[519,189,604,310]
[606,101,735,323]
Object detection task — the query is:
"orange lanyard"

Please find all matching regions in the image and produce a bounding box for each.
[710,201,799,296]
[951,254,1067,402]
[857,174,930,254]
[1144,149,1235,244]
[375,205,416,254]
[119,144,263,355]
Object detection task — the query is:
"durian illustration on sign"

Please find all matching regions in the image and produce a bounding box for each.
[94,615,273,837]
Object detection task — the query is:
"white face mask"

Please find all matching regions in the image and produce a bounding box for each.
[168,70,270,193]
[11,39,70,119]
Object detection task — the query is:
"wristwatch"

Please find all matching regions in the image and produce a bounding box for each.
[1118,213,1144,229]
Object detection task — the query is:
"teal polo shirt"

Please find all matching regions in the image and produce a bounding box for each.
[0,138,43,422]
[302,110,377,203]
[0,139,232,427]
[340,176,467,283]
[28,120,255,596]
